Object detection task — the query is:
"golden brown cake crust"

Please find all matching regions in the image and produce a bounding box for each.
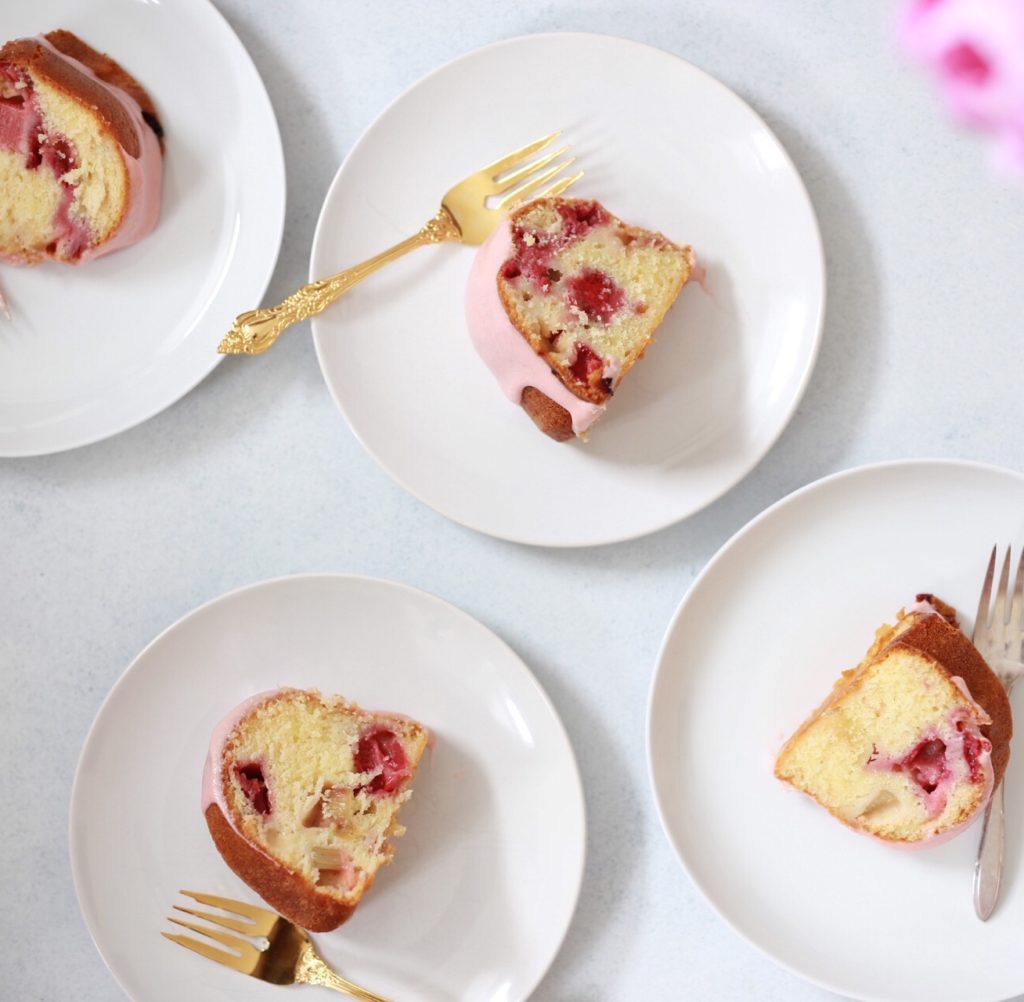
[895,609,1012,787]
[45,30,164,149]
[520,386,574,442]
[0,31,163,157]
[204,803,357,932]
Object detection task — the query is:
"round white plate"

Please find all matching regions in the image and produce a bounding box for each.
[310,32,824,547]
[71,574,584,1002]
[648,460,1024,1002]
[0,0,285,456]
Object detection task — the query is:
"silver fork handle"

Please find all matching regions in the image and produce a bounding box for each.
[974,780,1006,920]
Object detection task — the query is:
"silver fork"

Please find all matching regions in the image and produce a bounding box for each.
[973,546,1024,920]
[162,890,391,1000]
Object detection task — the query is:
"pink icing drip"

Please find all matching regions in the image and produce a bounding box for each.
[690,262,710,295]
[465,221,604,437]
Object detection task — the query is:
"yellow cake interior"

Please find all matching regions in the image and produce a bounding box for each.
[775,645,989,842]
[33,77,127,241]
[222,692,427,904]
[0,146,60,249]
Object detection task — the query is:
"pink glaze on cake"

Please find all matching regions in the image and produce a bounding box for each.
[465,220,604,436]
[0,36,162,265]
[906,596,941,617]
[201,690,283,817]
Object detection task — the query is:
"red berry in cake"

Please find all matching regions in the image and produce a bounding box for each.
[43,134,78,177]
[962,728,991,784]
[556,198,611,238]
[234,761,272,815]
[354,726,410,795]
[565,268,626,325]
[569,341,607,392]
[902,738,948,795]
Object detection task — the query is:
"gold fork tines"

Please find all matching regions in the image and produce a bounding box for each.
[162,891,392,1001]
[219,131,584,355]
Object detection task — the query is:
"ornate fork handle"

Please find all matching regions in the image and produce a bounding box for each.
[219,207,461,355]
[295,940,393,1001]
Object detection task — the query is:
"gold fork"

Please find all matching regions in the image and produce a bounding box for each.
[219,131,583,355]
[162,890,391,1000]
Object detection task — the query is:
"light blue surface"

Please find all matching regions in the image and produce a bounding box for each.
[2,1,1024,999]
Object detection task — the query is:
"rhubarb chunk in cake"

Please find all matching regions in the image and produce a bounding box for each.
[775,597,1011,847]
[466,197,694,441]
[202,689,429,931]
[0,31,163,265]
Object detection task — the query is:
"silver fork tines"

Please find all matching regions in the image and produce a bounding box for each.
[972,546,1024,921]
[973,546,1024,674]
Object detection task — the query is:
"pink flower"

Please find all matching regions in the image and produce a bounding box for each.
[902,0,1024,168]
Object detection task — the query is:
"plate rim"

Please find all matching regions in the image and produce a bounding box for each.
[69,570,587,1002]
[0,0,286,458]
[309,29,827,548]
[646,456,1024,1002]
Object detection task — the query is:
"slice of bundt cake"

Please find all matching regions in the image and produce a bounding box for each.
[0,30,163,265]
[775,597,1012,846]
[202,689,430,931]
[466,197,695,441]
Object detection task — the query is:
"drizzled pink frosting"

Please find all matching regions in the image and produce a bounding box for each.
[465,220,604,437]
[1,36,162,264]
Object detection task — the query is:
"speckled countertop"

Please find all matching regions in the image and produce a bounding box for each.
[3,1,1024,1000]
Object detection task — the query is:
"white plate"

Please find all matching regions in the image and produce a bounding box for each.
[310,32,824,547]
[648,460,1024,1002]
[70,575,585,1002]
[0,0,285,456]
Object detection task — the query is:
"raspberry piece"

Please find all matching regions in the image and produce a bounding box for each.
[566,268,626,324]
[961,730,991,784]
[234,762,272,815]
[902,738,947,795]
[354,727,409,795]
[569,341,604,384]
